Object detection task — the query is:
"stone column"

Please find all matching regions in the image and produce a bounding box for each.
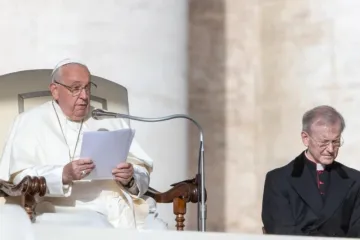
[188,0,261,232]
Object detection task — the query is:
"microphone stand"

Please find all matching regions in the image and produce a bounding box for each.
[92,109,207,232]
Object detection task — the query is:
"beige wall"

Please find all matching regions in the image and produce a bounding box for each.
[188,0,360,233]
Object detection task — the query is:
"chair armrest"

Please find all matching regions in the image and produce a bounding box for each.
[0,176,47,222]
[144,174,207,230]
[145,178,200,203]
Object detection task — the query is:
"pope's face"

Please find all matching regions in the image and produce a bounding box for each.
[50,64,92,121]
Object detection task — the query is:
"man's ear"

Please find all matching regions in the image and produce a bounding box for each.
[49,83,59,100]
[301,131,309,147]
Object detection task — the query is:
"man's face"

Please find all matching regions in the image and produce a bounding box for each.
[301,120,343,165]
[50,64,91,121]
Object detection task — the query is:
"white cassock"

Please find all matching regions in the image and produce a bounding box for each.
[0,204,35,240]
[0,100,167,230]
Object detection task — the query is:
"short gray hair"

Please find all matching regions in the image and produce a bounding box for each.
[302,105,345,133]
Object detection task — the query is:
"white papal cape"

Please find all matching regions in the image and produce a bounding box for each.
[0,100,165,229]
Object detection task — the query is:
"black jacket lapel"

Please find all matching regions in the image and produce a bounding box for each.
[288,152,323,216]
[310,164,354,229]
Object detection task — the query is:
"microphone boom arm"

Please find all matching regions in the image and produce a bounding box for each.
[92,109,207,232]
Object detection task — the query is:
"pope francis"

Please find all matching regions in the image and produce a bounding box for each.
[0,59,167,230]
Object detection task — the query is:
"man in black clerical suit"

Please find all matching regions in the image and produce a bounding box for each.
[262,105,360,237]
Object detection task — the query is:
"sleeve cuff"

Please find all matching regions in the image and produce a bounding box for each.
[44,166,72,197]
[127,178,140,196]
[117,165,149,198]
[117,177,140,198]
[132,165,149,197]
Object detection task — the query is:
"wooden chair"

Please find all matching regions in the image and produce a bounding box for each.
[0,69,206,230]
[0,177,47,222]
[0,175,204,230]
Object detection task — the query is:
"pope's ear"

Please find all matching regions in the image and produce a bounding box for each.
[49,83,59,100]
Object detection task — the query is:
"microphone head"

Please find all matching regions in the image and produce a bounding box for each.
[91,109,105,120]
[91,109,118,120]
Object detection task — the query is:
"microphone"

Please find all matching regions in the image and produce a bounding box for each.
[91,108,207,232]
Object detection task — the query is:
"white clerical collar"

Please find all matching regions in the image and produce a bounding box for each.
[316,163,325,171]
[305,150,325,171]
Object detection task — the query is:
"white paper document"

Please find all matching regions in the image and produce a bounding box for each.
[79,128,135,180]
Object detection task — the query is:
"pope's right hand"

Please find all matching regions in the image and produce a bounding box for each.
[62,158,95,184]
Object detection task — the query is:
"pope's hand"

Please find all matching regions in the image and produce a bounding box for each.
[62,158,95,184]
[112,163,134,186]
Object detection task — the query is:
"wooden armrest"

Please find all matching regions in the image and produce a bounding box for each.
[144,174,207,231]
[0,176,47,222]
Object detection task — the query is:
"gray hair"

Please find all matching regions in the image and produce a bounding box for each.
[51,58,90,83]
[302,105,346,133]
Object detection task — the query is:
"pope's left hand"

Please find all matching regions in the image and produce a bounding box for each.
[112,162,134,185]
